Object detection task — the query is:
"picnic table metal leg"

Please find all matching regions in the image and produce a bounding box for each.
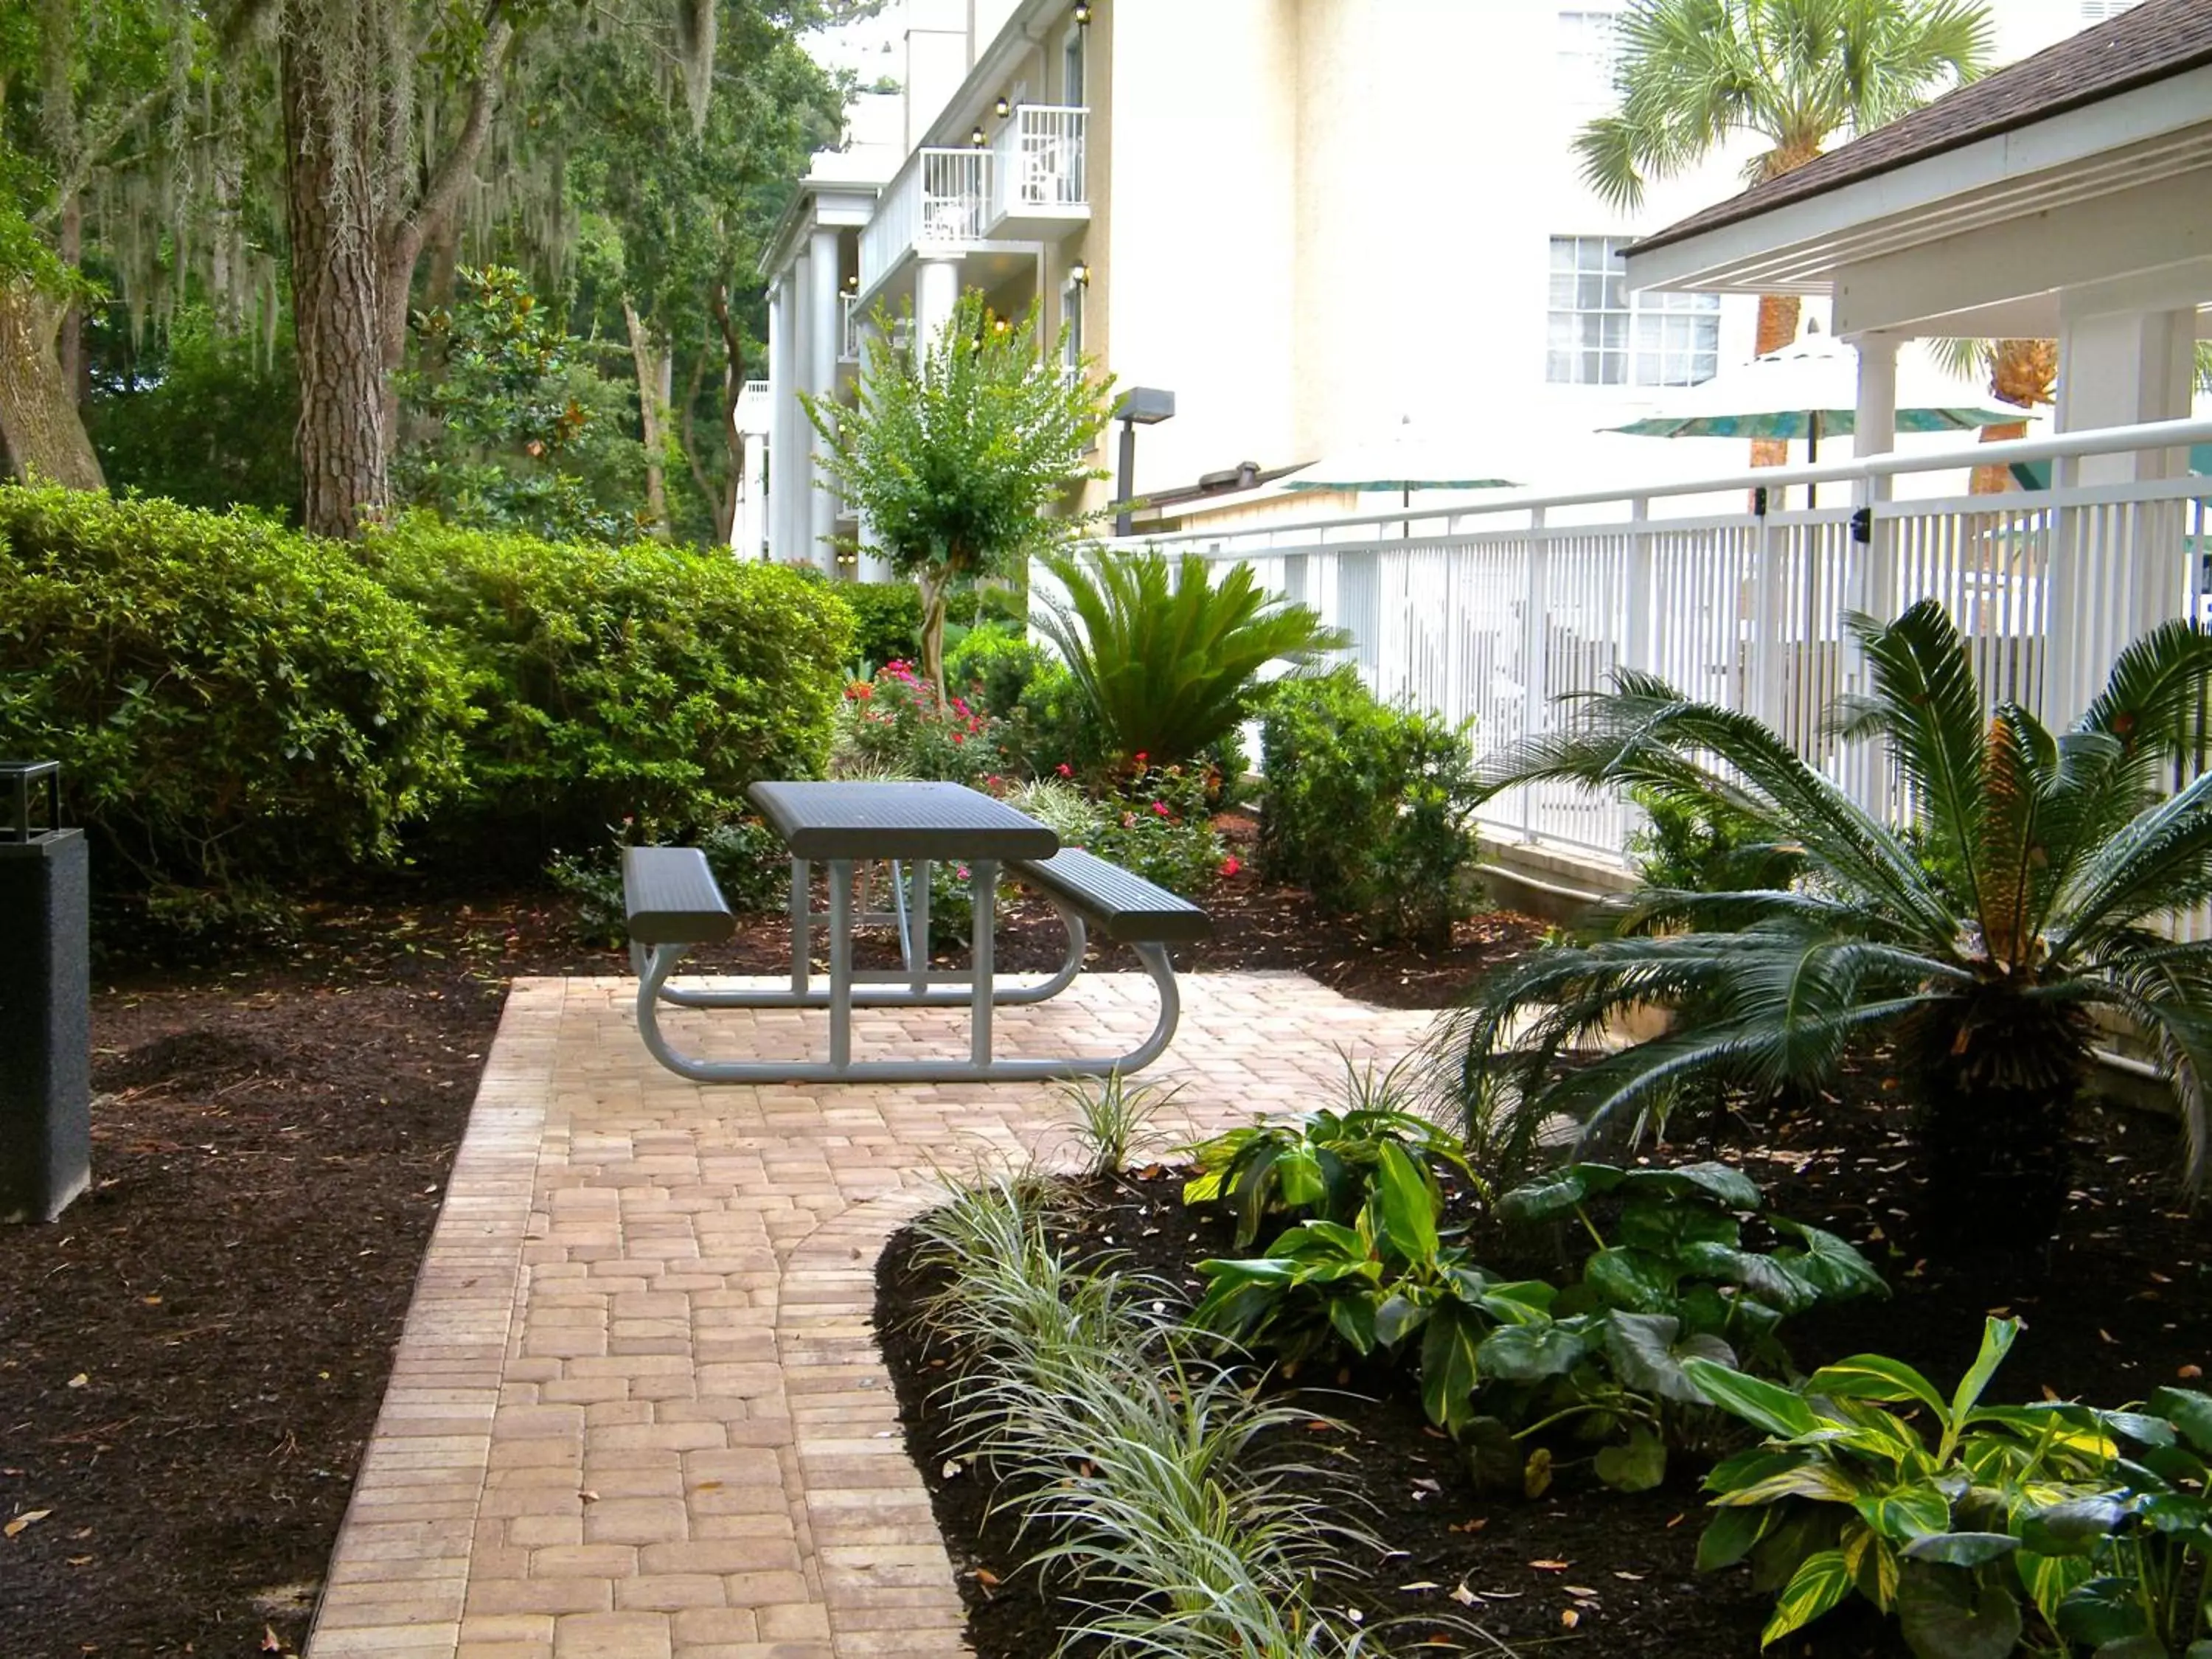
[970,858,997,1067]
[829,860,855,1071]
[908,858,932,997]
[789,857,810,997]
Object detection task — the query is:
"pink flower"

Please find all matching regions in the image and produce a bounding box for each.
[1133,751,1149,765]
[950,697,970,717]
[1221,855,1242,877]
[1151,801,1170,817]
[1056,762,1074,777]
[956,865,970,880]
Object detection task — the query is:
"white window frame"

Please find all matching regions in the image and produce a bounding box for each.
[1060,275,1085,379]
[1557,5,1622,99]
[1546,234,1721,388]
[1061,21,1085,106]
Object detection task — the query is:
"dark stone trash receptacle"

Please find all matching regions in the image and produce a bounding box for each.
[0,761,91,1224]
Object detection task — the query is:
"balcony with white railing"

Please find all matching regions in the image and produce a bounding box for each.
[1093,418,2212,884]
[988,105,1088,240]
[858,146,995,297]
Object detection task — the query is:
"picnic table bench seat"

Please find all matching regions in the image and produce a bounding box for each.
[622,846,736,947]
[1006,847,1212,945]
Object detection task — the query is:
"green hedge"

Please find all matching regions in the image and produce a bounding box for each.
[362,516,853,866]
[0,487,469,922]
[1257,672,1482,947]
[841,580,923,670]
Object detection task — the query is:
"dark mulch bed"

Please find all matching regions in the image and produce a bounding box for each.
[874,1066,2212,1659]
[0,864,1533,1658]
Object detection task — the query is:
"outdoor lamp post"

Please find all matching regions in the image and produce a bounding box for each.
[0,760,91,1225]
[1111,386,1175,537]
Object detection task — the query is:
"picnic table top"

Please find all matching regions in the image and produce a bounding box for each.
[747,779,1060,862]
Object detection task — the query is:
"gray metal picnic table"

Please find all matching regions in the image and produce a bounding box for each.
[624,779,1211,1085]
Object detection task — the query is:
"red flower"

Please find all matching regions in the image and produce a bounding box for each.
[1133,751,1149,765]
[1151,800,1170,817]
[1056,762,1074,778]
[1220,855,1242,877]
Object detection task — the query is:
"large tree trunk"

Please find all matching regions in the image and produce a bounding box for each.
[1970,338,2058,495]
[0,279,106,490]
[282,21,391,539]
[624,298,673,537]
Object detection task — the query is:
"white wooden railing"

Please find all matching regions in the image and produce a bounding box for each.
[860,145,995,295]
[991,105,1088,220]
[1098,417,2212,869]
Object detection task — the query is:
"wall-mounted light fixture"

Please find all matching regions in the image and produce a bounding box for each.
[994,96,1011,118]
[992,317,1012,335]
[970,126,987,147]
[1074,3,1091,24]
[844,272,858,291]
[1068,260,1091,286]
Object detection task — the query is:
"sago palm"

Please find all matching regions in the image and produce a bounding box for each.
[1576,0,1992,361]
[1432,601,2212,1259]
[1035,546,1346,769]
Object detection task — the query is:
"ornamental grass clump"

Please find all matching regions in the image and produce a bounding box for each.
[1431,600,2212,1261]
[908,1173,1406,1659]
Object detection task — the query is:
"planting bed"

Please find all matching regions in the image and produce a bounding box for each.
[874,1065,2212,1658]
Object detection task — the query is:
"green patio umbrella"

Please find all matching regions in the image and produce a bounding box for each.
[1282,417,1521,526]
[1607,329,2023,504]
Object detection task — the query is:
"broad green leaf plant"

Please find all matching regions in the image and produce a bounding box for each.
[1685,1318,2121,1657]
[804,291,1113,700]
[1433,601,2212,1257]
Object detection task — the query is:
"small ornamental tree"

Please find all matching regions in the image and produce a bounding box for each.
[804,290,1112,700]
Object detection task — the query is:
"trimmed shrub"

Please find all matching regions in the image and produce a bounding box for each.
[1258,672,1481,947]
[944,621,1051,717]
[839,580,923,671]
[361,516,852,866]
[0,487,470,923]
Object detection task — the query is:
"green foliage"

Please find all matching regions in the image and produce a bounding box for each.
[1182,1056,1469,1249]
[805,291,1112,692]
[1006,658,1109,780]
[396,265,651,544]
[832,658,998,787]
[1575,0,1994,214]
[90,310,302,521]
[1062,1072,1178,1178]
[1037,547,1346,771]
[549,814,786,947]
[1258,672,1483,947]
[1190,1127,1882,1483]
[839,580,924,672]
[1434,602,2212,1257]
[1079,765,1228,900]
[911,1174,1391,1659]
[1686,1317,2119,1656]
[0,486,468,919]
[1625,782,1801,893]
[361,514,851,867]
[945,621,1051,719]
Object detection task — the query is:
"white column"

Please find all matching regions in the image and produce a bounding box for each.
[790,243,815,565]
[2058,306,2196,484]
[740,424,769,560]
[855,314,894,582]
[807,226,843,576]
[766,279,793,563]
[916,257,960,351]
[1844,333,1900,810]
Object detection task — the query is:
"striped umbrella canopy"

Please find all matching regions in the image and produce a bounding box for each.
[1606,329,2022,450]
[1282,417,1523,497]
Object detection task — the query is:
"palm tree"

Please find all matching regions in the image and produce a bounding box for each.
[1034,546,1346,770]
[1933,338,2212,493]
[1430,602,2212,1261]
[1576,0,1993,462]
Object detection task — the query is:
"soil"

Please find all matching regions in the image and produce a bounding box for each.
[0,859,1539,1658]
[872,1065,2212,1659]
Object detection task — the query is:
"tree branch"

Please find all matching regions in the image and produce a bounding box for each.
[677,344,718,509]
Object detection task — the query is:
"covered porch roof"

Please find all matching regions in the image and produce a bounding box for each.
[1622,0,2212,342]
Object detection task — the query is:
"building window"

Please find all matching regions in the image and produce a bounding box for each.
[1062,23,1085,105]
[2079,0,2140,18]
[1557,7,1619,91]
[1546,235,1719,386]
[1061,276,1085,377]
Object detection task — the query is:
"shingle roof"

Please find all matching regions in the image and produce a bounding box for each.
[1630,0,2212,256]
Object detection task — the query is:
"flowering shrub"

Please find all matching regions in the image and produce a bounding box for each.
[834,658,1000,784]
[1083,764,1228,900]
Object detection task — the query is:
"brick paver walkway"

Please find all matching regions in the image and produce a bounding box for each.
[304,972,1436,1659]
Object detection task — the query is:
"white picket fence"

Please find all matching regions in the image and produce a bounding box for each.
[1094,417,2212,870]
